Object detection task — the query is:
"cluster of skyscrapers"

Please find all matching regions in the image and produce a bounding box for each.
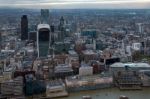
[21,9,66,57]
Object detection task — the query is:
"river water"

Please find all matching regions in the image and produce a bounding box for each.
[56,87,150,99]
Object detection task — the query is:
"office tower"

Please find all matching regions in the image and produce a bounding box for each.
[37,24,50,57]
[137,23,144,34]
[58,16,65,41]
[93,39,96,50]
[29,31,37,41]
[41,9,49,24]
[51,25,55,33]
[21,15,28,40]
[28,24,37,41]
[60,16,65,27]
[50,25,55,45]
[81,29,97,38]
[48,25,55,56]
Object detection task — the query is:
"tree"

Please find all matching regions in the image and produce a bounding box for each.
[132,51,141,61]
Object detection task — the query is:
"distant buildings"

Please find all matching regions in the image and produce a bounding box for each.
[137,23,144,34]
[21,15,28,40]
[3,9,150,98]
[81,29,97,38]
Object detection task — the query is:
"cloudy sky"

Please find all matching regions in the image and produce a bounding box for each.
[0,0,150,9]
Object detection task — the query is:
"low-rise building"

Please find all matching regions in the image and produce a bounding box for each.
[82,50,97,63]
[54,64,73,78]
[110,62,150,73]
[139,70,150,86]
[46,79,68,98]
[79,64,93,76]
[65,74,113,92]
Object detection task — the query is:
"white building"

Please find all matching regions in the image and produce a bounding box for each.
[132,43,141,51]
[126,45,132,56]
[110,62,150,72]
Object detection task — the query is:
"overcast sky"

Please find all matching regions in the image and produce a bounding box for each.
[0,0,150,9]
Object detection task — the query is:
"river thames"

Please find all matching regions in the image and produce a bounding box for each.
[56,87,150,99]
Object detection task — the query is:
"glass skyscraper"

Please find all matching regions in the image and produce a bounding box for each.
[41,9,49,24]
[21,15,28,40]
[37,24,50,57]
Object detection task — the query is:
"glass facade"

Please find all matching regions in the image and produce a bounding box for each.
[41,9,49,24]
[38,29,50,57]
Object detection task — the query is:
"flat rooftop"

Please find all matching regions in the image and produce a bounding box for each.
[82,50,96,55]
[68,50,78,56]
[47,79,64,87]
[110,62,150,68]
[55,64,73,73]
[66,74,113,85]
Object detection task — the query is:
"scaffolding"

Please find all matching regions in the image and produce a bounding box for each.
[114,71,142,90]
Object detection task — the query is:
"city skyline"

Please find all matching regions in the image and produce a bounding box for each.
[0,6,150,99]
[0,0,150,9]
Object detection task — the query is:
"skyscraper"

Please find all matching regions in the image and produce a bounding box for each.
[37,24,50,57]
[21,15,28,40]
[60,16,65,27]
[50,25,55,45]
[58,16,65,41]
[41,9,50,24]
[137,23,144,34]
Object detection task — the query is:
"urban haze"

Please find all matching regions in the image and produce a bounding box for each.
[0,1,150,99]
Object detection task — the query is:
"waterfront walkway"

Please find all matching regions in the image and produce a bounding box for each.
[56,87,150,99]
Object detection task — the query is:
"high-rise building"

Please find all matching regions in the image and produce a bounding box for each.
[48,25,56,56]
[41,9,49,24]
[29,31,37,41]
[21,15,28,40]
[137,23,144,34]
[50,25,55,45]
[37,24,50,57]
[60,16,65,27]
[51,25,55,33]
[58,16,66,41]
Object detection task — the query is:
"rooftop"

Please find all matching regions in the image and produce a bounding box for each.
[82,50,96,55]
[66,74,113,85]
[47,79,64,87]
[37,24,50,30]
[55,64,73,73]
[68,50,78,56]
[110,62,150,68]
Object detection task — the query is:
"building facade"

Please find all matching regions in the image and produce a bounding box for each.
[37,24,50,57]
[21,15,28,40]
[41,9,50,24]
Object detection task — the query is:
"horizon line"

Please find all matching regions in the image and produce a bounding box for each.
[0,0,150,9]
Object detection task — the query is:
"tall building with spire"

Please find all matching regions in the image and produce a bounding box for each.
[21,15,28,40]
[58,16,66,41]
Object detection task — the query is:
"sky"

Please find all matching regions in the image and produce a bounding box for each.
[0,0,150,9]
